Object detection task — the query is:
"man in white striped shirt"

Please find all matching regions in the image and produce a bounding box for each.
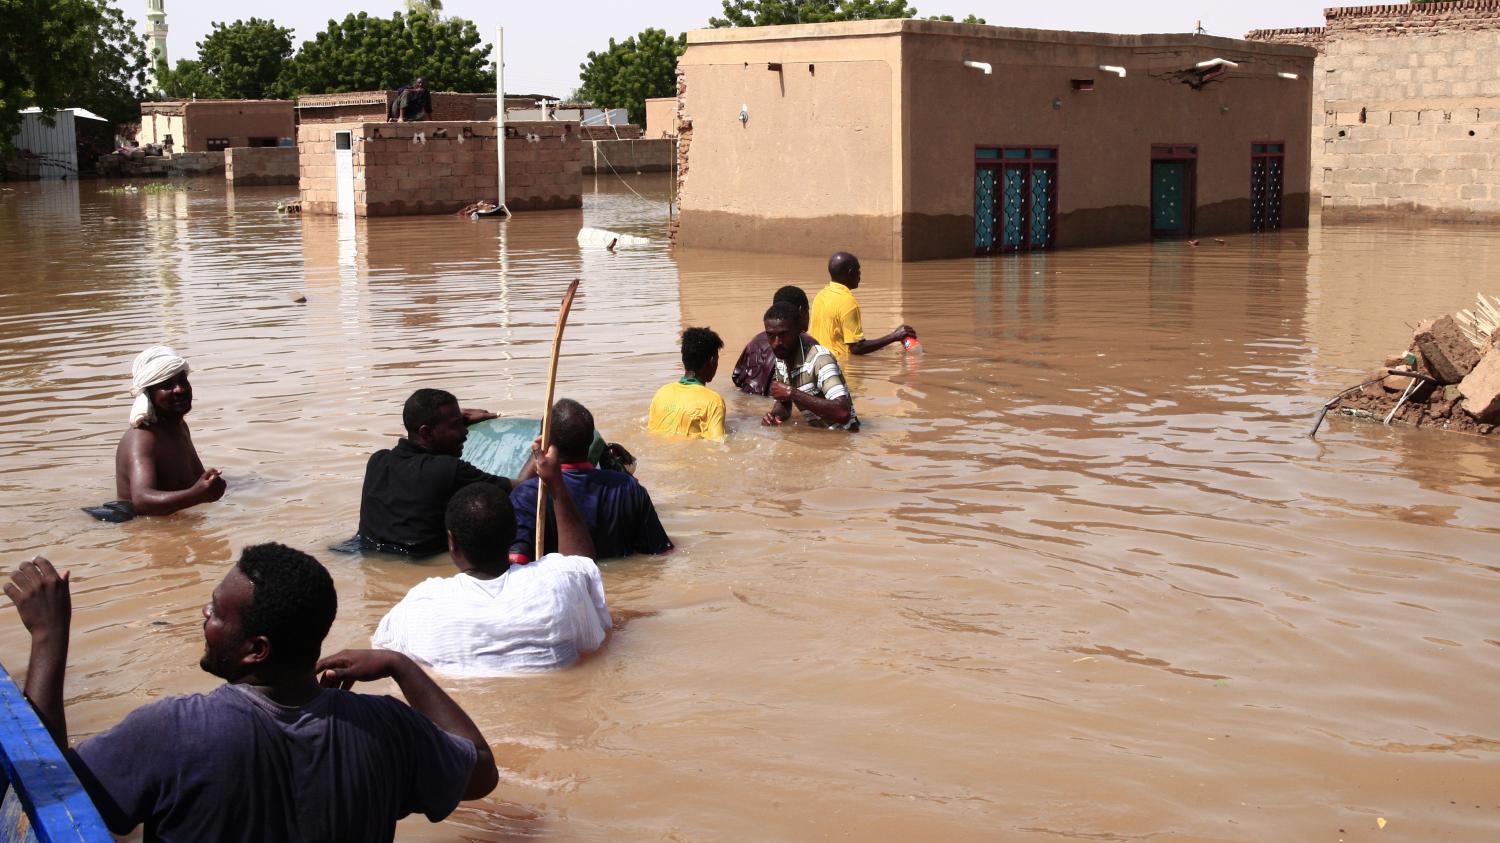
[761,301,860,431]
[372,443,610,676]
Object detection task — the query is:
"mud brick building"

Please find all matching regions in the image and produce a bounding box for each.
[1249,1,1500,222]
[297,120,581,217]
[674,19,1314,261]
[138,100,294,152]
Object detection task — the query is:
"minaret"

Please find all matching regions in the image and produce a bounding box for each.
[145,0,169,92]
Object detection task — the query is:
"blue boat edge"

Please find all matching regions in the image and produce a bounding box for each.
[0,661,110,842]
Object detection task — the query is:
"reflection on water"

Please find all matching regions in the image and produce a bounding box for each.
[1,176,1498,841]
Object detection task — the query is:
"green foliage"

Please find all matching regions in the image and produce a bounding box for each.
[158,59,222,99]
[191,18,294,100]
[0,0,150,158]
[709,0,984,26]
[577,28,686,126]
[276,10,494,96]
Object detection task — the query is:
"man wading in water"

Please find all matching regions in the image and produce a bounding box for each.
[762,302,859,431]
[89,346,225,521]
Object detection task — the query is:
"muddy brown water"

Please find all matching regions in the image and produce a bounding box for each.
[1,175,1498,841]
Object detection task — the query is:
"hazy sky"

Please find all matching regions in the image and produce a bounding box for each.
[116,1,1328,97]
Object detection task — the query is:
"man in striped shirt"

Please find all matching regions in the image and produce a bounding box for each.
[761,301,859,431]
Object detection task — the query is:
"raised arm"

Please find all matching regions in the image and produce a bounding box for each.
[316,649,499,800]
[4,556,72,747]
[123,431,224,516]
[533,443,595,560]
[849,324,916,355]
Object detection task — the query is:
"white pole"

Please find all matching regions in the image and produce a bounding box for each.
[495,25,510,215]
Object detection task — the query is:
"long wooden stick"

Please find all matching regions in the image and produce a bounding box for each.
[536,279,580,561]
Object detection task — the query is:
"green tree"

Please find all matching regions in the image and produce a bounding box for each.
[927,13,986,23]
[157,58,223,99]
[276,10,493,95]
[577,28,686,126]
[193,18,294,100]
[0,0,150,157]
[709,0,983,26]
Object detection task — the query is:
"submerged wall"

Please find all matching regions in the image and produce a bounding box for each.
[298,120,581,217]
[583,139,674,174]
[225,146,298,185]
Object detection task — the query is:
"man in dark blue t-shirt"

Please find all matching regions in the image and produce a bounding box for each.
[4,544,498,842]
[510,399,671,563]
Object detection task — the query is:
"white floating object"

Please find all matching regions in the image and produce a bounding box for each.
[577,227,651,249]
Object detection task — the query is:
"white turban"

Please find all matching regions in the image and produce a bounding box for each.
[129,346,190,428]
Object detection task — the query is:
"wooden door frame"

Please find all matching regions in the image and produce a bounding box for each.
[1150,143,1197,239]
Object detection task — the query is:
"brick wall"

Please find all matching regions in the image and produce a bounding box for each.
[298,120,581,216]
[1250,2,1500,219]
[580,124,643,140]
[583,139,674,173]
[297,91,490,124]
[225,146,298,185]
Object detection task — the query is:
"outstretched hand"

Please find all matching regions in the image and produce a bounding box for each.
[461,408,498,425]
[315,648,406,690]
[4,556,71,642]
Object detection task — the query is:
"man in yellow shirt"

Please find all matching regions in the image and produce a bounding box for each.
[648,327,727,442]
[808,251,917,360]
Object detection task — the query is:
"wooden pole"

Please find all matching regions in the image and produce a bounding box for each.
[535,278,580,561]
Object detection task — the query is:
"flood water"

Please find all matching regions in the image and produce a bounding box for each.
[1,174,1498,842]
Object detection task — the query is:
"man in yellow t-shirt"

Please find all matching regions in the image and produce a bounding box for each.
[808,251,917,360]
[648,327,727,442]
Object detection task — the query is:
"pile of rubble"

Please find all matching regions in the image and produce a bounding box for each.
[1335,303,1500,435]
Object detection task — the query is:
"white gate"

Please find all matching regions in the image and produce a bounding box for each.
[335,131,355,216]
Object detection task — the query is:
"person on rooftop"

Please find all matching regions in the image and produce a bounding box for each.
[649,327,727,442]
[509,399,671,564]
[762,301,859,431]
[731,286,818,397]
[91,346,225,522]
[809,251,917,361]
[4,544,497,841]
[372,445,611,675]
[389,77,433,122]
[356,388,531,556]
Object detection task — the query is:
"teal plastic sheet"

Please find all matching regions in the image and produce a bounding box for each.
[461,418,543,478]
[460,417,612,478]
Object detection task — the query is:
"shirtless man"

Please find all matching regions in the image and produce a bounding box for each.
[98,347,224,520]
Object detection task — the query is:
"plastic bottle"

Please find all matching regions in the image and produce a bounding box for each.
[902,336,923,354]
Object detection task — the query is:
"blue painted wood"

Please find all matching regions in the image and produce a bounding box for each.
[0,661,109,842]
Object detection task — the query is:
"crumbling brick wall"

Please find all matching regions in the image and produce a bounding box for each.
[670,69,690,244]
[1250,2,1500,221]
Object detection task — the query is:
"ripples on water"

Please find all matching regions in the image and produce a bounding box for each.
[0,176,1497,840]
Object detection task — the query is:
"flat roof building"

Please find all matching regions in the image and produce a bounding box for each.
[138,100,294,153]
[674,19,1316,261]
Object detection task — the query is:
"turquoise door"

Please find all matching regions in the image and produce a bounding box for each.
[1151,160,1192,236]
